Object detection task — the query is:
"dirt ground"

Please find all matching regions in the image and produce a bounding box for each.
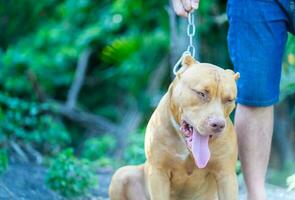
[0,163,294,200]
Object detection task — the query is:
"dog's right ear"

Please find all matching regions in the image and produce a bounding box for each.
[176,55,197,77]
[182,54,196,67]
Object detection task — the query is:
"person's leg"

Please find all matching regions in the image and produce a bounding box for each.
[227,0,290,199]
[235,105,273,200]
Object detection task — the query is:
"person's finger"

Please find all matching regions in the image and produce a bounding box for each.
[181,0,193,12]
[191,0,199,9]
[172,0,188,17]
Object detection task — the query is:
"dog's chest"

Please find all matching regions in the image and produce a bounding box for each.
[170,163,216,200]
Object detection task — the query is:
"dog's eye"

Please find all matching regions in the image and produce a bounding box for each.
[192,90,207,100]
[197,91,206,98]
[224,98,235,104]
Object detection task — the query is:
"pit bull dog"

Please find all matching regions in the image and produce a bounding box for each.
[109,55,240,200]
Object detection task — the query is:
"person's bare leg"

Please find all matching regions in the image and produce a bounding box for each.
[235,104,273,200]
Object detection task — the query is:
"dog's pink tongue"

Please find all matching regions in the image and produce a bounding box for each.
[192,129,210,168]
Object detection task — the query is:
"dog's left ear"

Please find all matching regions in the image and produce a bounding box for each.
[226,69,240,81]
[234,72,240,81]
[176,55,197,77]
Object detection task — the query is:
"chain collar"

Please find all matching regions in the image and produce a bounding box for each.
[173,12,196,75]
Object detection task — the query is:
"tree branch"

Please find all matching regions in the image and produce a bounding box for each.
[53,101,117,134]
[147,56,168,95]
[66,48,92,109]
[114,55,169,160]
[115,108,142,160]
[9,141,29,163]
[24,143,43,164]
[26,51,118,135]
[26,70,48,102]
[0,181,15,199]
[213,13,227,25]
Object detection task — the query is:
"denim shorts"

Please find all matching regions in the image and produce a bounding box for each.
[227,0,294,106]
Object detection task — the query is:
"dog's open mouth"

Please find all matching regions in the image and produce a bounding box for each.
[180,121,211,169]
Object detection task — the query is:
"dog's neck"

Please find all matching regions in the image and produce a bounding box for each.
[167,83,181,133]
[166,93,196,172]
[170,111,180,132]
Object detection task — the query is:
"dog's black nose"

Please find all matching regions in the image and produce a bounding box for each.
[208,117,225,132]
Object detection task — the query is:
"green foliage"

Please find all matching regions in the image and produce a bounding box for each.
[235,160,241,175]
[0,0,171,171]
[287,173,295,191]
[0,0,59,48]
[46,148,97,197]
[81,135,116,166]
[280,35,295,100]
[101,37,140,65]
[0,0,170,129]
[123,130,145,165]
[268,162,295,187]
[0,93,70,153]
[0,149,8,175]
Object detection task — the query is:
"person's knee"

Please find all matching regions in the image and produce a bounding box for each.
[237,104,273,111]
[236,104,274,119]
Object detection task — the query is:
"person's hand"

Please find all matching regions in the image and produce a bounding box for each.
[172,0,199,17]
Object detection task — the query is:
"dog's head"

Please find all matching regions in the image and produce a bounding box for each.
[169,55,239,168]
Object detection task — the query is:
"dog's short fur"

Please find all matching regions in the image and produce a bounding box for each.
[109,55,239,200]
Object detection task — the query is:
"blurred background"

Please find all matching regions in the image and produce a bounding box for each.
[0,0,294,199]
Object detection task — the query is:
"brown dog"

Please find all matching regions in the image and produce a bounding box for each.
[109,55,240,200]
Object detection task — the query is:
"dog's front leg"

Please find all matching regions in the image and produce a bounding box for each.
[147,166,171,200]
[215,170,238,200]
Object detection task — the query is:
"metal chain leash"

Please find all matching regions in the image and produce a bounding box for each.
[187,12,196,58]
[173,12,196,75]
